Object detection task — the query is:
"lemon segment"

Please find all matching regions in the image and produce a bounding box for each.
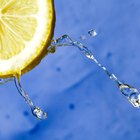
[0,18,25,60]
[0,0,55,78]
[1,0,38,15]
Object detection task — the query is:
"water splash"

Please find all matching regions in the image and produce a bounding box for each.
[14,77,48,120]
[51,33,140,108]
[51,34,122,85]
[0,77,48,119]
[0,29,140,120]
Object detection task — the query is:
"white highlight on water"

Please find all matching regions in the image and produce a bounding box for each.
[88,29,97,37]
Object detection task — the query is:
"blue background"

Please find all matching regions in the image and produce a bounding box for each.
[1,0,140,139]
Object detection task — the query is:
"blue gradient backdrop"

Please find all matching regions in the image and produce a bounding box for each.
[1,0,140,139]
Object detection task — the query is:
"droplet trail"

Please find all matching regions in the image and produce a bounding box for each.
[14,77,48,120]
[51,34,140,108]
[1,29,139,119]
[51,35,122,85]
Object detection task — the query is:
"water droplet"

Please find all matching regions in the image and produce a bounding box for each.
[80,35,86,40]
[88,29,97,37]
[119,84,140,107]
[32,106,48,120]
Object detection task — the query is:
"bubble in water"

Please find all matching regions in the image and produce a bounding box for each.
[88,29,97,37]
[119,84,140,107]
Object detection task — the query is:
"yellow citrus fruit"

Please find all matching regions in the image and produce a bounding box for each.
[0,0,55,78]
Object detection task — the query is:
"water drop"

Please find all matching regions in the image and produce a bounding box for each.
[0,29,139,120]
[32,106,48,120]
[88,29,97,37]
[80,35,86,40]
[119,84,140,107]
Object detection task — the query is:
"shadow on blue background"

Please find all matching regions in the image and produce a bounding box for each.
[1,0,140,139]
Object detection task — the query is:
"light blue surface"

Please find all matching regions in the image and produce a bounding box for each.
[1,0,140,139]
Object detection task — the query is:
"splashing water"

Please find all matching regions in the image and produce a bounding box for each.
[51,34,122,85]
[14,77,48,120]
[0,76,48,120]
[0,29,140,120]
[51,32,140,108]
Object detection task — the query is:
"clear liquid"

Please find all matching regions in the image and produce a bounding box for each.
[0,77,48,120]
[0,29,140,120]
[88,29,97,37]
[51,32,140,108]
[51,34,122,85]
[119,84,140,107]
[80,29,97,40]
[14,77,48,120]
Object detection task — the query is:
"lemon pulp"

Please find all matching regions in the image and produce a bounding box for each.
[0,0,55,78]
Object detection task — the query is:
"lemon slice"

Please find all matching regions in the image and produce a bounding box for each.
[0,0,55,78]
